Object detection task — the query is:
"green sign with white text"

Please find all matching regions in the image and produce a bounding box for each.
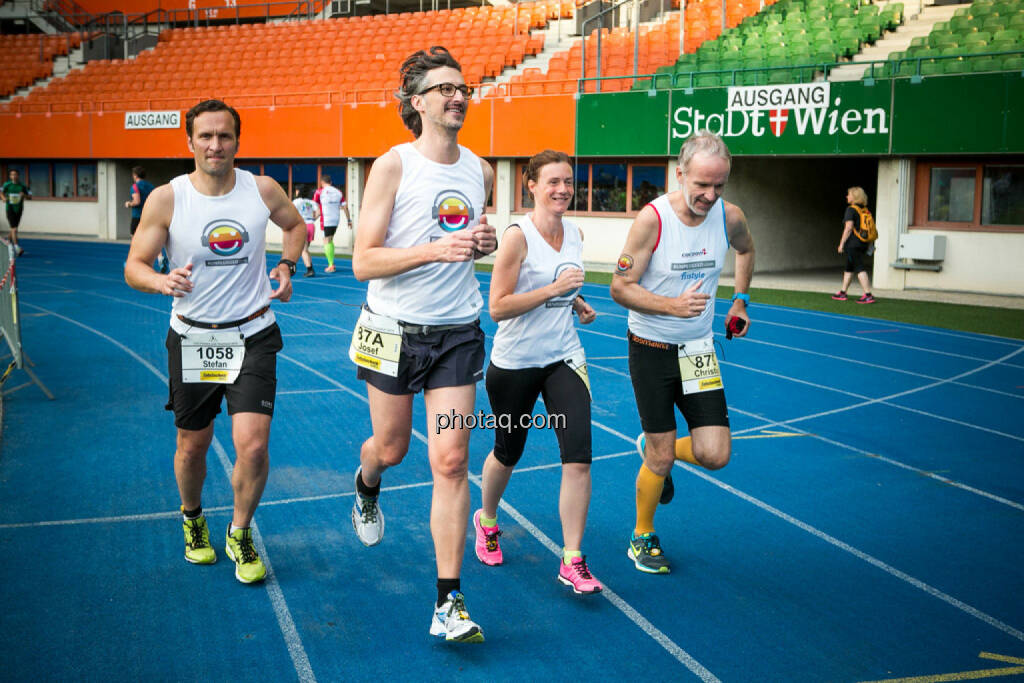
[575,73,1024,157]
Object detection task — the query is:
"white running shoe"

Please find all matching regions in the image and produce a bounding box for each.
[429,591,484,643]
[351,467,384,546]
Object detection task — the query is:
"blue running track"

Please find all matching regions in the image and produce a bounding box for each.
[2,239,1022,682]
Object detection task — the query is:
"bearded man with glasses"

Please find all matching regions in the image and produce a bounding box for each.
[348,46,496,643]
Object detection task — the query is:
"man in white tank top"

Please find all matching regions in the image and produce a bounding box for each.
[610,131,756,575]
[349,47,496,644]
[125,100,306,585]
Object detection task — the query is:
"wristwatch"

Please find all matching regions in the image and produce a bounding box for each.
[731,292,750,305]
[278,259,297,276]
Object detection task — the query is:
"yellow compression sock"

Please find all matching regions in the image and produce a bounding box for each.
[562,549,582,564]
[634,464,664,536]
[675,435,700,466]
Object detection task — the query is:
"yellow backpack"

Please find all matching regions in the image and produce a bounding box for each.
[851,204,877,243]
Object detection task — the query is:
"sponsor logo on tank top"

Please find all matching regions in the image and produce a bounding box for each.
[201,218,250,265]
[546,261,583,308]
[431,189,474,232]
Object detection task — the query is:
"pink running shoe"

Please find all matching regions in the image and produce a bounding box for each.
[558,556,603,594]
[473,509,503,566]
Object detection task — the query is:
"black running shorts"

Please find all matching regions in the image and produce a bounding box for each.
[357,320,485,395]
[627,331,730,435]
[165,323,283,431]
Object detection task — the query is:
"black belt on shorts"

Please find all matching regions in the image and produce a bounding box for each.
[627,330,673,351]
[399,321,467,335]
[177,305,270,330]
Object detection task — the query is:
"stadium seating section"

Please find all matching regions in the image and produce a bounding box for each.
[1,0,1021,112]
[629,0,905,89]
[0,33,86,98]
[880,0,1024,77]
[1,1,578,112]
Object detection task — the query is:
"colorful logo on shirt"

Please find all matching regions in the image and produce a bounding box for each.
[200,219,250,257]
[431,189,475,232]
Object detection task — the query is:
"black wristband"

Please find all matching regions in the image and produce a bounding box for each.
[278,259,297,276]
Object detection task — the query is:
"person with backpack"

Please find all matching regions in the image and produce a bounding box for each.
[126,166,166,272]
[832,186,876,304]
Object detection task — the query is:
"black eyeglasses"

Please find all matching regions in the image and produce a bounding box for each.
[418,82,474,98]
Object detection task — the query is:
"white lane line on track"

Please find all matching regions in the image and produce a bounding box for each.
[19,302,318,683]
[275,352,719,681]
[586,343,1024,444]
[588,422,1024,645]
[0,456,639,529]
[584,361,1024,511]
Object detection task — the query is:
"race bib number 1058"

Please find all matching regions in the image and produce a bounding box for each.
[181,331,245,384]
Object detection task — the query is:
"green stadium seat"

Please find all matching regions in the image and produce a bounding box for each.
[990,38,1018,51]
[942,57,971,74]
[742,46,766,62]
[972,5,995,20]
[993,28,1020,42]
[950,16,973,33]
[982,16,1005,33]
[1011,14,1024,31]
[909,36,927,49]
[859,14,883,41]
[832,4,855,19]
[1004,55,1024,71]
[813,46,838,63]
[694,72,722,87]
[920,59,943,75]
[837,28,861,55]
[653,72,674,88]
[834,16,857,31]
[897,59,920,76]
[971,56,1000,71]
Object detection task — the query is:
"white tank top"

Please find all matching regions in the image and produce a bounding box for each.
[167,170,275,337]
[317,185,344,226]
[365,143,484,326]
[490,215,584,369]
[628,194,729,344]
[293,197,316,223]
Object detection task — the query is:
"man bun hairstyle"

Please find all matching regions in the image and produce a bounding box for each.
[395,46,461,138]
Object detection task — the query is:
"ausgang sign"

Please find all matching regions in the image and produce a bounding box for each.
[668,81,891,155]
[124,111,181,130]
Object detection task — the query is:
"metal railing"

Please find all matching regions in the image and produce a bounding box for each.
[580,0,642,92]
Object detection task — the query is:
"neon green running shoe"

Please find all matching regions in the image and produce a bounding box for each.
[182,512,216,565]
[225,525,267,584]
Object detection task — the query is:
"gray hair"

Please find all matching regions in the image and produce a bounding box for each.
[395,46,461,138]
[678,130,732,174]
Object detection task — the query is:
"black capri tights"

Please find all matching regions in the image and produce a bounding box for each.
[484,360,592,468]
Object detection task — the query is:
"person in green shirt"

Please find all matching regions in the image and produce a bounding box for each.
[1,169,31,256]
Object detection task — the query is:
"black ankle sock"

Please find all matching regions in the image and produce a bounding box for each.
[182,505,202,519]
[356,470,381,498]
[437,578,461,607]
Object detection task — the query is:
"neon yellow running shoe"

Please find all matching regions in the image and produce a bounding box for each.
[182,512,216,565]
[225,525,267,584]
